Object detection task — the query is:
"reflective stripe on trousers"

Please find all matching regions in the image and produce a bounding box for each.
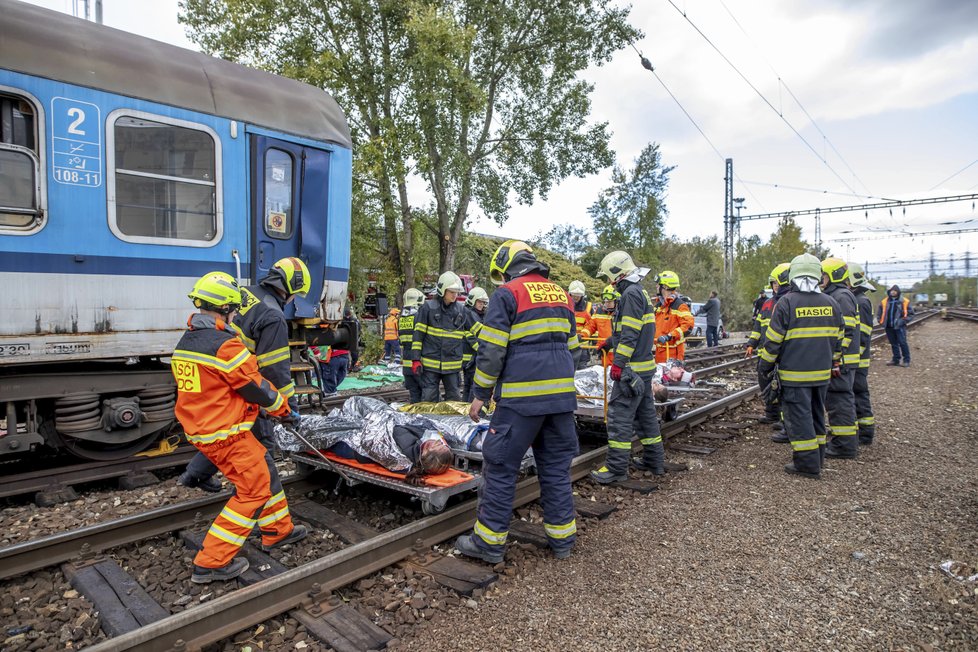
[472,407,578,554]
[604,373,662,474]
[826,368,858,454]
[780,384,828,475]
[193,432,294,568]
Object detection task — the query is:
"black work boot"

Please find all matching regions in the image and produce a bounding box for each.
[783,463,820,480]
[455,534,504,564]
[261,525,308,551]
[191,557,249,583]
[825,446,858,460]
[590,466,628,484]
[758,414,776,424]
[770,432,790,443]
[630,457,665,476]
[178,472,223,493]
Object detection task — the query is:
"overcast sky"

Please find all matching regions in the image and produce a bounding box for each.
[26,0,978,287]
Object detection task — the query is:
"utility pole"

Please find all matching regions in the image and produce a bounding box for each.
[723,158,734,281]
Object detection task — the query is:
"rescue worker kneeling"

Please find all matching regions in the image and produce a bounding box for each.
[592,250,664,483]
[757,254,843,479]
[455,240,581,563]
[172,272,307,583]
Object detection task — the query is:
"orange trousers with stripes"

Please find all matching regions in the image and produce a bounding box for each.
[193,432,294,568]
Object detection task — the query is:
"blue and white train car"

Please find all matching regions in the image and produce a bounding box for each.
[0,0,353,457]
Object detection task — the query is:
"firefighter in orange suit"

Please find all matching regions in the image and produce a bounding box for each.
[382,307,402,364]
[592,285,618,365]
[653,271,694,362]
[172,272,307,583]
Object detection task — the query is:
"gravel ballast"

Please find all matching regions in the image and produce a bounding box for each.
[394,318,978,651]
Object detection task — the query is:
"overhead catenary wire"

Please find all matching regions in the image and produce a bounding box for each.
[929,158,978,191]
[664,0,862,198]
[715,0,872,196]
[739,180,894,202]
[627,43,765,211]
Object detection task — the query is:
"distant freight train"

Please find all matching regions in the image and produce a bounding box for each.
[0,0,353,459]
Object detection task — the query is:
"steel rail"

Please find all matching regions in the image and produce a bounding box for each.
[0,476,320,581]
[8,312,941,650]
[0,448,197,499]
[82,383,763,652]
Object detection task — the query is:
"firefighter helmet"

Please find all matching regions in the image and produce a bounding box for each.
[267,257,311,297]
[601,284,620,301]
[189,272,241,311]
[597,251,637,283]
[568,280,587,297]
[654,270,681,289]
[788,253,822,282]
[847,262,875,291]
[465,286,489,307]
[769,262,791,287]
[436,271,464,296]
[403,288,425,308]
[821,257,849,284]
[489,240,535,285]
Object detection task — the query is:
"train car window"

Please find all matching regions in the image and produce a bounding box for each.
[264,148,293,239]
[0,92,40,229]
[110,113,221,244]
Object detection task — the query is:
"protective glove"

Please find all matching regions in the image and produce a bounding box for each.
[412,360,423,375]
[609,364,623,381]
[289,409,302,425]
[656,334,671,344]
[745,346,754,357]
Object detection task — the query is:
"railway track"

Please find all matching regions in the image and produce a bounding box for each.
[0,385,410,502]
[0,311,937,651]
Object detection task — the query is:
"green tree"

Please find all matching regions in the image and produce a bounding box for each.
[589,143,675,263]
[533,224,594,265]
[180,0,639,288]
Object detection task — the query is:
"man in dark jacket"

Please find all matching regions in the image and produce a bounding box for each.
[877,285,913,366]
[454,240,581,562]
[746,263,790,436]
[758,254,843,479]
[410,272,472,402]
[695,291,722,347]
[591,250,663,483]
[821,258,861,460]
[848,263,876,444]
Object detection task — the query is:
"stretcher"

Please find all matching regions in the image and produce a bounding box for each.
[290,449,481,515]
[574,359,685,424]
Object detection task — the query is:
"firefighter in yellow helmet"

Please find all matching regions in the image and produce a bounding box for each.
[847,262,877,445]
[179,257,311,492]
[455,240,581,563]
[398,288,426,403]
[591,251,664,483]
[746,262,791,439]
[652,270,694,362]
[758,254,843,479]
[173,272,305,582]
[820,257,861,460]
[462,287,490,400]
[410,272,474,402]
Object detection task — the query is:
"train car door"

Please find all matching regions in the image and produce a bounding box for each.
[250,135,330,319]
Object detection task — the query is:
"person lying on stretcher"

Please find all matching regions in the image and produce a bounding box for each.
[327,423,453,485]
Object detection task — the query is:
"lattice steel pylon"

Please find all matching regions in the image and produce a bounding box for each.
[723,158,734,280]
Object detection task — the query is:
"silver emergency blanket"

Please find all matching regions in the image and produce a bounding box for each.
[423,414,491,452]
[575,362,696,408]
[575,365,612,408]
[273,396,488,471]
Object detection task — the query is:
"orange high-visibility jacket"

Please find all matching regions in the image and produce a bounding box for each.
[172,314,290,447]
[654,294,695,362]
[384,313,400,340]
[573,299,597,339]
[592,311,613,342]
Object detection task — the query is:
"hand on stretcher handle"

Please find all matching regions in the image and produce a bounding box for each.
[274,417,353,484]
